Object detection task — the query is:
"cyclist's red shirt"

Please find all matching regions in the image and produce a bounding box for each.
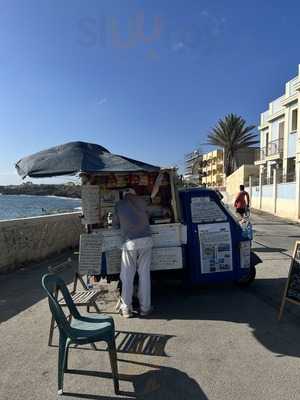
[234,191,250,209]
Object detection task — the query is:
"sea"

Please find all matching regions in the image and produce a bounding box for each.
[0,195,82,221]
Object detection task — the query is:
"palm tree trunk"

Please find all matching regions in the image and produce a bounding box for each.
[224,150,234,177]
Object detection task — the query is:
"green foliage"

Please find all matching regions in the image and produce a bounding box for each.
[207,113,258,176]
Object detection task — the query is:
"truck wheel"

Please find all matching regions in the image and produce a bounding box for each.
[235,265,256,287]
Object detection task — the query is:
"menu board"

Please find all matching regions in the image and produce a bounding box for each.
[105,249,122,275]
[279,241,300,320]
[78,233,103,274]
[105,246,183,275]
[198,222,232,274]
[81,185,101,225]
[240,241,251,269]
[150,223,186,247]
[151,247,183,271]
[102,231,123,251]
[191,197,226,223]
[287,248,300,301]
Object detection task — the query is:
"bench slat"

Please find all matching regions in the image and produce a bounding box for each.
[59,290,99,305]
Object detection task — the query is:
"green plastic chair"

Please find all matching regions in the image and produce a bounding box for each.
[42,274,119,396]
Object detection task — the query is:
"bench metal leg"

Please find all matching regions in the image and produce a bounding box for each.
[93,301,101,313]
[48,315,55,346]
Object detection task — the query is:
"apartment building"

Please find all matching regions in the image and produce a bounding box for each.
[184,146,257,187]
[255,65,300,183]
[201,147,257,188]
[183,149,202,183]
[202,149,224,187]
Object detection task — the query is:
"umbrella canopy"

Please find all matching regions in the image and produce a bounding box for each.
[15,141,160,178]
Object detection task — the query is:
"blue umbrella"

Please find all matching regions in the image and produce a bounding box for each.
[15,141,160,178]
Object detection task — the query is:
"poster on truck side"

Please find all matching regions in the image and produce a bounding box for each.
[198,222,233,274]
[81,185,101,224]
[191,197,226,223]
[240,241,251,269]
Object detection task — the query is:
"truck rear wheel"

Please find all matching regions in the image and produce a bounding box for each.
[235,265,256,287]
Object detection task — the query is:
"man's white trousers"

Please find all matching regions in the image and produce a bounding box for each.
[120,246,152,312]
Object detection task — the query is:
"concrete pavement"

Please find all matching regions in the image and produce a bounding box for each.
[1,211,300,399]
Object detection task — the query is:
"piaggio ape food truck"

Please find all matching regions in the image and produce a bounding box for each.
[79,169,255,287]
[15,141,256,286]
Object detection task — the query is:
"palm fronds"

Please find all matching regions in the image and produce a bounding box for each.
[207,114,258,176]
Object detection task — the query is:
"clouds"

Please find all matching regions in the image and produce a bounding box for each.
[97,97,107,106]
[171,10,226,54]
[172,41,186,52]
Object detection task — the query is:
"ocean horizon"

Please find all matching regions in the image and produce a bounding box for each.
[0,194,81,221]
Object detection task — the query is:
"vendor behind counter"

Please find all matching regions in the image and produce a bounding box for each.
[105,172,174,227]
[81,170,178,229]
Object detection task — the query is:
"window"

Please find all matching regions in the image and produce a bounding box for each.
[279,121,284,139]
[291,108,298,132]
[286,157,296,182]
[265,131,269,156]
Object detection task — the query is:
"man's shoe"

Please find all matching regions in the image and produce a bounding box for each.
[119,308,133,318]
[140,307,154,317]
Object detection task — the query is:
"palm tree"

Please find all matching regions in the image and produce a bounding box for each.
[207,113,258,177]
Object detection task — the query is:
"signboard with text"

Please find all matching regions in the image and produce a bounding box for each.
[279,241,300,320]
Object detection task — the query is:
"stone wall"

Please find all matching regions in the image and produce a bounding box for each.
[0,212,83,272]
[245,180,298,220]
[226,165,259,204]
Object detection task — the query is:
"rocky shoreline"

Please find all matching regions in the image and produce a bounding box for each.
[0,184,81,199]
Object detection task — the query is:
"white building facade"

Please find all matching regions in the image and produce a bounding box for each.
[252,65,300,220]
[256,65,300,184]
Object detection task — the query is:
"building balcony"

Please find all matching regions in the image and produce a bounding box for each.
[266,138,284,160]
[260,110,270,128]
[184,150,201,162]
[285,76,299,98]
[255,148,266,164]
[255,139,283,164]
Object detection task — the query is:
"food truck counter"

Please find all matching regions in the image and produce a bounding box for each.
[79,169,189,279]
[93,223,187,275]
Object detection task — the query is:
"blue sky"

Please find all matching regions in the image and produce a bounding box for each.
[1,0,300,184]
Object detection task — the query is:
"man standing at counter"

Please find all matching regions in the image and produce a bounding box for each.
[114,188,153,318]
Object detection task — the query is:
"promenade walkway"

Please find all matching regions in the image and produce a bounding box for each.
[1,211,300,399]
